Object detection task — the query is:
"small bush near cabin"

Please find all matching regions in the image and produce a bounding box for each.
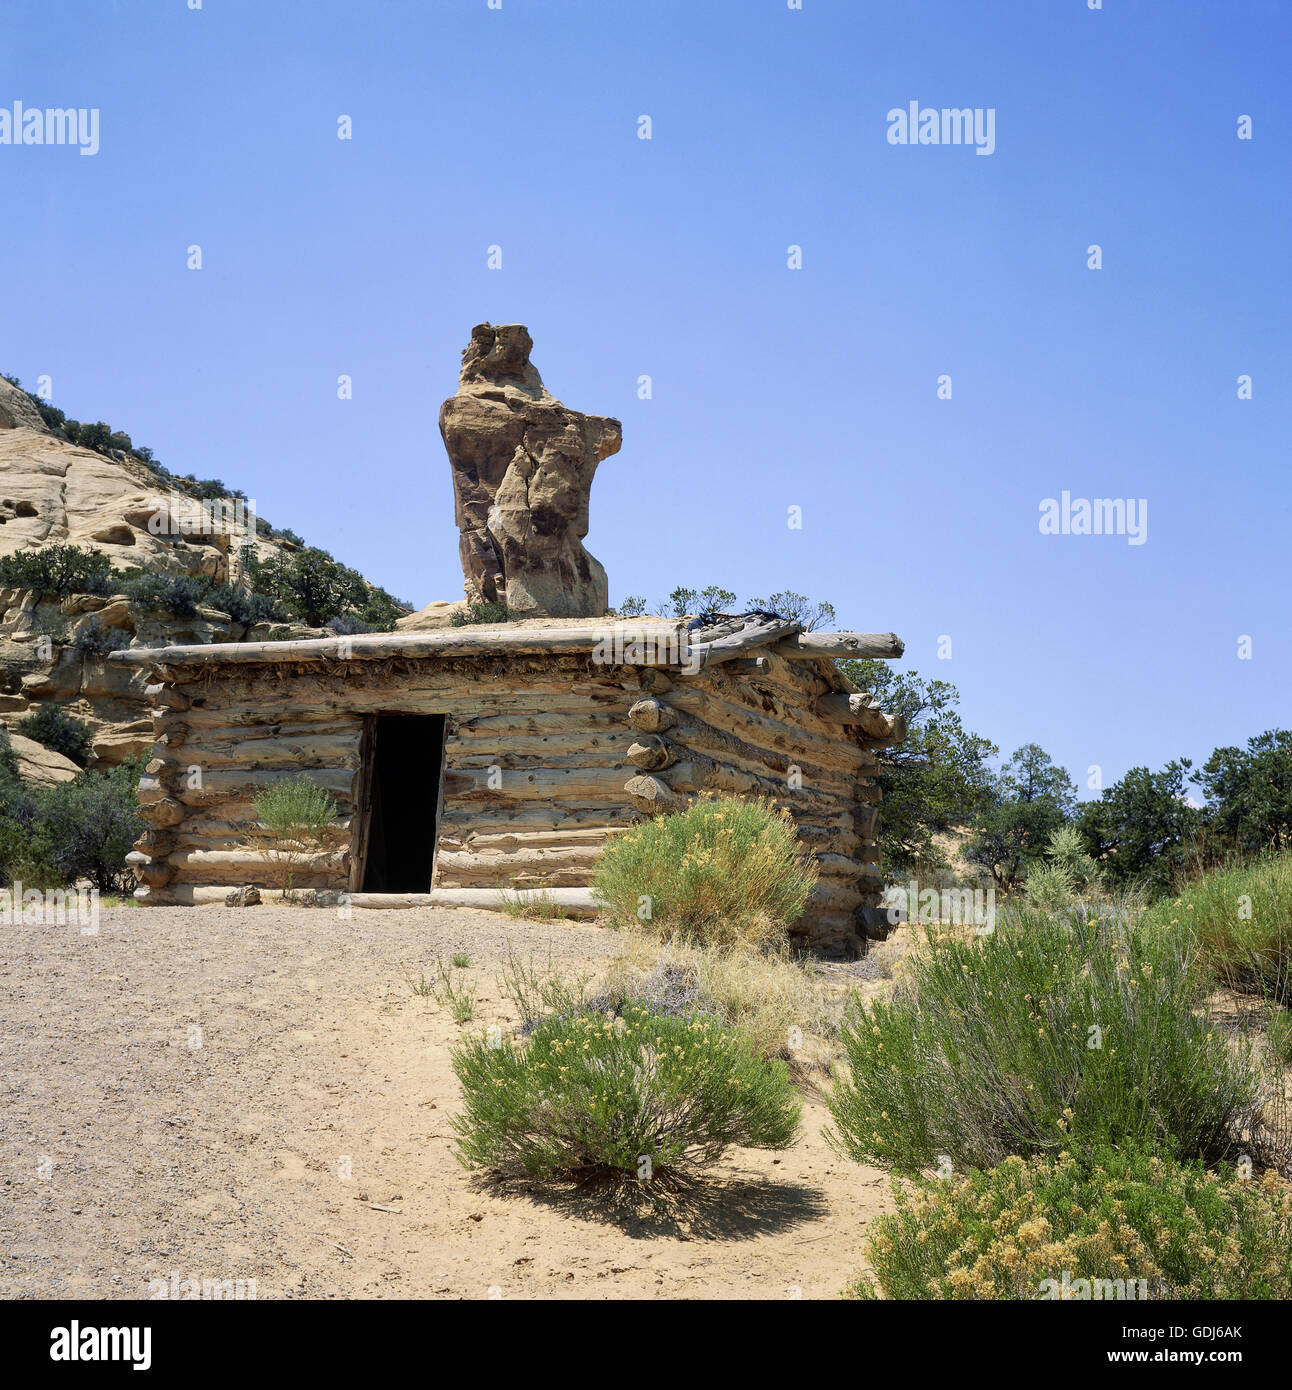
[849,1147,1292,1301]
[28,759,146,893]
[16,704,96,767]
[826,905,1266,1173]
[250,776,339,897]
[591,796,817,947]
[451,1007,801,1184]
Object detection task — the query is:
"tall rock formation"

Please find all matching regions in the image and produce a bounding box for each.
[439,323,620,619]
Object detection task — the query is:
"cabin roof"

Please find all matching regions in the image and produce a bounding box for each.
[107,612,904,682]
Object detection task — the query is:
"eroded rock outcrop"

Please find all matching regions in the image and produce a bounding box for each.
[0,378,49,433]
[0,418,322,769]
[440,323,620,619]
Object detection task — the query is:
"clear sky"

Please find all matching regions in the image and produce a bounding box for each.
[2,0,1288,798]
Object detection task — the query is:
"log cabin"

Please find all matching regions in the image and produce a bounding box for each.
[109,613,906,955]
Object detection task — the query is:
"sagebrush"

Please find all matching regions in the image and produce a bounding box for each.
[826,904,1269,1172]
[591,795,817,947]
[451,1006,801,1183]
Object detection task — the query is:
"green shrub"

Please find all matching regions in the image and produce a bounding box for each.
[592,796,818,947]
[1142,852,1292,1004]
[450,600,511,626]
[826,906,1266,1173]
[16,704,96,766]
[1047,822,1103,892]
[1023,858,1076,912]
[71,618,130,659]
[204,582,285,628]
[250,775,339,896]
[0,727,20,781]
[242,546,393,628]
[451,1006,801,1183]
[29,612,72,647]
[849,1147,1292,1300]
[28,759,146,892]
[0,545,113,597]
[119,570,209,619]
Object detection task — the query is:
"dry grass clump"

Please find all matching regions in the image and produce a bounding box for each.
[495,888,573,921]
[499,930,842,1069]
[600,933,843,1068]
[1143,851,1292,1004]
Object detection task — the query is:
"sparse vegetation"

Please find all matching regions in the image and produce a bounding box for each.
[451,1006,801,1184]
[17,704,96,767]
[591,796,817,947]
[250,777,339,899]
[850,1147,1292,1301]
[450,600,511,627]
[409,958,477,1022]
[495,887,570,920]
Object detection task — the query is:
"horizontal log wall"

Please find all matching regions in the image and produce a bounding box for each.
[133,655,641,901]
[623,650,887,954]
[131,648,889,953]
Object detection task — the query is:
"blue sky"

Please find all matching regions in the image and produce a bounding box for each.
[2,0,1288,797]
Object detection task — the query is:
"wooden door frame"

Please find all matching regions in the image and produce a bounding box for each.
[349,712,450,894]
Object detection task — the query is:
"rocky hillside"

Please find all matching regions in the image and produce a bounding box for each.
[0,375,406,769]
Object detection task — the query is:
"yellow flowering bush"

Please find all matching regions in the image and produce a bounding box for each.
[450,1005,801,1182]
[849,1147,1292,1300]
[591,795,818,947]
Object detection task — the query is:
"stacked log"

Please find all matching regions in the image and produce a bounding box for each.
[132,655,642,902]
[616,656,893,954]
[124,630,901,953]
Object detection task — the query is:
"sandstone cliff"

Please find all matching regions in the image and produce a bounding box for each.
[0,379,321,767]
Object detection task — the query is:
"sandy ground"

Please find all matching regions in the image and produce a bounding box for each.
[0,905,896,1301]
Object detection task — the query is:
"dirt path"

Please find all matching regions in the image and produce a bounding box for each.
[0,906,893,1300]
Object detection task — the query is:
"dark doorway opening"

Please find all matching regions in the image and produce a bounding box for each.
[357,714,447,893]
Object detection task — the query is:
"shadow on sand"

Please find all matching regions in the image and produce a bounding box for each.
[471,1168,830,1241]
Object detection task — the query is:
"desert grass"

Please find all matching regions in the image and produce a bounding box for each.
[407,957,477,1023]
[1143,851,1292,1004]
